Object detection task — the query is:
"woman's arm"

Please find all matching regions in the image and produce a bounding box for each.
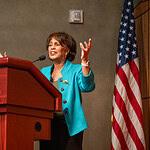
[78,39,95,92]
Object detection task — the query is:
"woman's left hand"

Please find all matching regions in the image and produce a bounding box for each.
[80,39,92,62]
[0,52,7,58]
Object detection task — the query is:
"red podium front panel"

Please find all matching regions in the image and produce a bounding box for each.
[0,57,62,150]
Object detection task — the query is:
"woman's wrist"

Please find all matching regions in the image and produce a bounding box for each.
[81,60,90,67]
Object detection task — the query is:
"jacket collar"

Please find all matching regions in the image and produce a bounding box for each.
[61,60,72,76]
[49,60,72,77]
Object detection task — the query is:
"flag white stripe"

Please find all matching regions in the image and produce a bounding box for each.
[134,58,139,70]
[122,63,143,109]
[111,128,121,150]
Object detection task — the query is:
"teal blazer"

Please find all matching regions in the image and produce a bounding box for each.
[40,60,95,136]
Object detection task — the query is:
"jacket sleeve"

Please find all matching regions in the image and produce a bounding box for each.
[77,68,95,92]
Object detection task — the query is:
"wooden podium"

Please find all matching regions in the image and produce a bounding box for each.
[0,57,62,150]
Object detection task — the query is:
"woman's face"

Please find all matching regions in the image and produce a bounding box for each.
[48,38,69,62]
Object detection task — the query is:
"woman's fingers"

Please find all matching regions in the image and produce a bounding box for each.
[4,52,7,57]
[0,52,8,58]
[80,39,92,60]
[80,42,84,51]
[0,53,3,58]
[84,41,88,51]
[88,39,92,50]
[81,39,92,51]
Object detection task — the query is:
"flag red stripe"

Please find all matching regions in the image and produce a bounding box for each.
[117,67,143,125]
[112,106,114,117]
[112,115,129,150]
[128,60,141,89]
[114,86,144,149]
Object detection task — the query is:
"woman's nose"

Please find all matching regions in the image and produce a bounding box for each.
[51,44,56,49]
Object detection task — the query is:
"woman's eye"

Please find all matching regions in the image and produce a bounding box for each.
[56,43,60,46]
[48,42,60,47]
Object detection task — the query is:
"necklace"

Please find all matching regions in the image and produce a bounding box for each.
[51,62,65,81]
[51,70,63,81]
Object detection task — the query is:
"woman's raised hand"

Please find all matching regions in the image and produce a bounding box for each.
[0,52,7,58]
[80,39,92,62]
[80,39,92,75]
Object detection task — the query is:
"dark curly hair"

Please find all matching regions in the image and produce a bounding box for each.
[46,32,76,62]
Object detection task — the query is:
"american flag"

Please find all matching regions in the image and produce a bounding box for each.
[111,0,146,149]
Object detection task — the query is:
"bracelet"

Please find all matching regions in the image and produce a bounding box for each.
[81,61,90,67]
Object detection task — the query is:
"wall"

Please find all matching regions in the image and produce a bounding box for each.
[134,0,150,149]
[0,0,124,149]
[134,0,141,6]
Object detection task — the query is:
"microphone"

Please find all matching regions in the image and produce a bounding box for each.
[32,55,46,63]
